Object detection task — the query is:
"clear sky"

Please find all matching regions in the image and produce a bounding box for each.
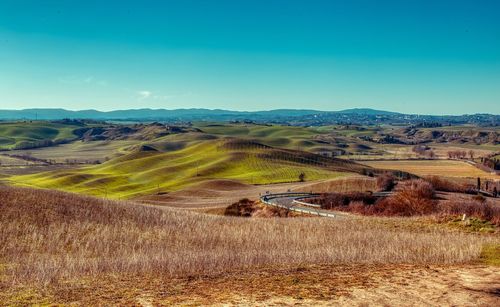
[0,0,499,114]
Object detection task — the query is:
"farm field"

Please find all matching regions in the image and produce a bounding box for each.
[363,159,499,179]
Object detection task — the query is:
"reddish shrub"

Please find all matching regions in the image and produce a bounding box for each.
[370,179,437,216]
[472,195,486,203]
[398,179,435,199]
[346,192,377,204]
[439,201,500,225]
[347,201,366,214]
[319,192,375,209]
[376,173,395,192]
[424,176,472,193]
[315,180,437,216]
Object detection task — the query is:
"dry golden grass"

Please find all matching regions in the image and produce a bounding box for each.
[363,160,500,179]
[295,176,377,193]
[0,186,496,287]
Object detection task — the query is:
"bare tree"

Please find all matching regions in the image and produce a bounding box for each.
[298,172,306,182]
[468,150,475,160]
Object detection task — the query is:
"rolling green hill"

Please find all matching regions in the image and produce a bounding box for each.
[0,121,80,150]
[10,137,363,199]
[195,123,339,152]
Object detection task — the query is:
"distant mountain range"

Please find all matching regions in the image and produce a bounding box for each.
[0,108,497,126]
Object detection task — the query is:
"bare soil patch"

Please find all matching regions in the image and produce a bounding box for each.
[135,177,370,210]
[1,264,498,306]
[136,179,316,210]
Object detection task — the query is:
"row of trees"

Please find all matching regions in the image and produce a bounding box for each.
[447,150,475,160]
[482,157,500,171]
[412,145,436,158]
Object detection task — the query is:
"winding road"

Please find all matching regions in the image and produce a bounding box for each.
[260,192,343,218]
[260,191,396,218]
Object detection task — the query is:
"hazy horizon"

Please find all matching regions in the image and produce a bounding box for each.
[1,1,499,115]
[0,106,499,117]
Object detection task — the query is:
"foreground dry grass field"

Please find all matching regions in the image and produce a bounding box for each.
[2,264,499,305]
[363,159,499,179]
[1,186,499,305]
[1,187,495,281]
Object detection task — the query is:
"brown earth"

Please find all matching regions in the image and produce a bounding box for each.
[135,179,321,210]
[135,176,373,211]
[2,264,498,306]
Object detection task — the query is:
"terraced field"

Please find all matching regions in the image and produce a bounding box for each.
[10,138,358,198]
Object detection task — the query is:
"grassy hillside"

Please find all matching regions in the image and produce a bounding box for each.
[1,186,492,288]
[11,139,138,163]
[195,123,332,151]
[10,137,362,198]
[0,121,80,149]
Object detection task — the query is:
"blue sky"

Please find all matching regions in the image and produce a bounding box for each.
[0,0,499,114]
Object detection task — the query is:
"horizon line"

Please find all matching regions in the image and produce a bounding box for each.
[0,107,498,117]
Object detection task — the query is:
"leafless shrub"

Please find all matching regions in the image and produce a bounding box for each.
[424,176,472,193]
[376,173,395,192]
[439,201,500,225]
[317,192,376,209]
[472,194,486,203]
[447,150,467,159]
[372,180,436,216]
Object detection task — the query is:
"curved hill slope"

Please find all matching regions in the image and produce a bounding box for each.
[10,138,364,199]
[0,121,80,149]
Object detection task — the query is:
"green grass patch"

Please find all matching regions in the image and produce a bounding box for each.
[10,139,354,199]
[480,244,500,266]
[0,121,79,149]
[447,217,496,233]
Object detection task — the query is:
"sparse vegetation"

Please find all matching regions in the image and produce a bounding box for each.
[0,186,494,287]
[308,179,500,225]
[440,201,500,226]
[224,198,291,217]
[424,176,473,193]
[363,159,500,179]
[374,180,437,216]
[376,173,396,191]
